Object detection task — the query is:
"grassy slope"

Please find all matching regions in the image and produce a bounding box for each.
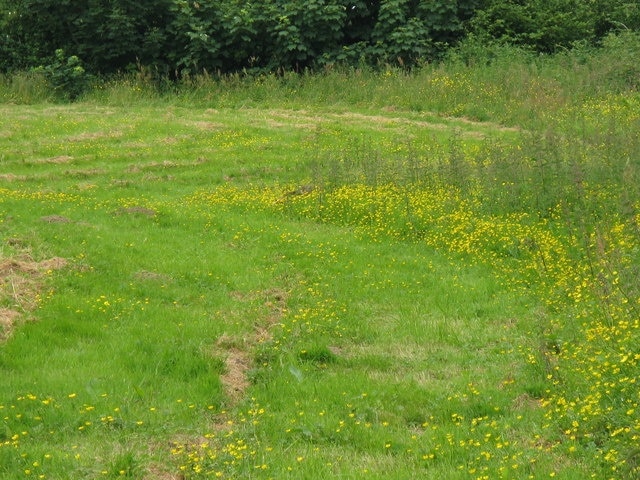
[1,56,638,479]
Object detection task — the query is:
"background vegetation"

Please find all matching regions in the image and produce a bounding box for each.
[2,0,640,78]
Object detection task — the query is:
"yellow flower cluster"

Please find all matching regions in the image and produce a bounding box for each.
[192,175,639,476]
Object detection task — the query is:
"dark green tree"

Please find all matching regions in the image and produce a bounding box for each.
[1,0,173,73]
[468,0,640,52]
[7,0,635,76]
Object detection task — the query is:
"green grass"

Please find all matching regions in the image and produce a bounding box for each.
[1,43,639,479]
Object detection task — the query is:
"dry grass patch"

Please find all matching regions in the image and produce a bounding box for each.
[213,288,290,406]
[0,173,27,182]
[134,270,172,283]
[67,131,123,142]
[186,120,224,131]
[253,108,517,137]
[113,206,157,217]
[0,308,20,341]
[0,252,67,341]
[218,345,252,405]
[40,214,72,223]
[25,155,74,165]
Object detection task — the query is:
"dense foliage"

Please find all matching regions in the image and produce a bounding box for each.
[2,0,639,76]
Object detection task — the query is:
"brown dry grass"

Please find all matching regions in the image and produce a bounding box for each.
[213,288,289,408]
[0,253,67,341]
[218,346,252,404]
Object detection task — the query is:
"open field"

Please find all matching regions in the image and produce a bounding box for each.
[1,52,639,479]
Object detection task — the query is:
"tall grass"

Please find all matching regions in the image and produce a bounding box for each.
[0,71,51,104]
[81,31,639,124]
[4,31,639,120]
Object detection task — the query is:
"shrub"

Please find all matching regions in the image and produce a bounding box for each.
[35,49,90,101]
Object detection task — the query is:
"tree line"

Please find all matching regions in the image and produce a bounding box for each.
[1,0,639,76]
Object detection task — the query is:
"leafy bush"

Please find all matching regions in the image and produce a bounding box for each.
[470,0,640,53]
[596,31,640,90]
[1,0,173,75]
[35,49,90,101]
[469,0,596,52]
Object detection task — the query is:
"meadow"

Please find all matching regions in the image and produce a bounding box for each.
[1,38,639,479]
